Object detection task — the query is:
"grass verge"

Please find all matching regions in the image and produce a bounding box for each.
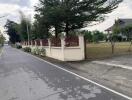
[0,47,2,56]
[86,42,132,60]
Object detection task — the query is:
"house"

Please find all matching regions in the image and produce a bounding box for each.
[105,18,132,41]
[105,18,132,33]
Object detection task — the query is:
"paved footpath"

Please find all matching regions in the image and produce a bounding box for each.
[0,46,131,100]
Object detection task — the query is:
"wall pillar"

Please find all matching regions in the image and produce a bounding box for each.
[35,40,37,47]
[26,41,28,46]
[61,36,65,61]
[79,34,85,60]
[22,41,25,48]
[31,40,33,47]
[28,41,30,47]
[48,39,51,56]
[40,40,43,48]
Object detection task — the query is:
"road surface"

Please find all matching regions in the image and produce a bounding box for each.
[0,46,131,100]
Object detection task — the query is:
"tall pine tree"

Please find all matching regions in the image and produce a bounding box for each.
[35,0,122,37]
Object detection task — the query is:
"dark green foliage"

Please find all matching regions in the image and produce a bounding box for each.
[93,30,105,43]
[82,30,105,43]
[122,25,132,41]
[113,26,121,34]
[4,20,21,44]
[113,24,132,41]
[35,0,122,37]
[4,0,122,42]
[40,48,46,56]
[20,19,29,41]
[16,45,22,49]
[35,0,62,38]
[19,12,31,41]
[23,47,31,52]
[31,20,50,39]
[32,47,40,55]
[82,31,93,42]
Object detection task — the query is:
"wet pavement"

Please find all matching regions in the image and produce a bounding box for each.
[0,46,130,100]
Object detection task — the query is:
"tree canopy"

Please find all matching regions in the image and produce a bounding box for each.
[0,34,5,45]
[113,23,132,41]
[35,0,122,37]
[19,11,31,41]
[4,0,123,43]
[4,20,21,44]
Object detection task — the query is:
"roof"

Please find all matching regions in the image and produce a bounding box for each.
[105,26,113,31]
[105,18,132,31]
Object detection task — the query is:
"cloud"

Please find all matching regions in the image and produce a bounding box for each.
[30,0,38,7]
[0,0,36,40]
[0,0,30,7]
[0,0,132,40]
[0,1,36,25]
[86,0,132,32]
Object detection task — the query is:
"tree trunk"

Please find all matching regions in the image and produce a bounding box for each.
[111,41,115,54]
[45,26,49,38]
[84,35,87,59]
[65,21,69,37]
[55,26,58,38]
[112,44,114,54]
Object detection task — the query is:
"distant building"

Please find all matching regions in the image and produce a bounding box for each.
[105,18,132,33]
[105,18,132,41]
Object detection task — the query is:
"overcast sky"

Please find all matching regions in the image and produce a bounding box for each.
[0,0,132,39]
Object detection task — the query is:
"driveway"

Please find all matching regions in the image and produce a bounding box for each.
[0,46,131,100]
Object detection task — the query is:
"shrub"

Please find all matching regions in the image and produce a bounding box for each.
[16,45,22,49]
[32,48,36,54]
[23,47,31,52]
[93,30,104,43]
[32,47,46,56]
[40,48,46,56]
[32,47,40,55]
[16,43,22,49]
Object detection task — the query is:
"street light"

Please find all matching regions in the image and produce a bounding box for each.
[19,11,31,45]
[26,21,30,45]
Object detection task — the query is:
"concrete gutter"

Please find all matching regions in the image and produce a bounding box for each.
[0,47,3,56]
[92,61,132,70]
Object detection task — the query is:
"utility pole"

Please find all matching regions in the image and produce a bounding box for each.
[26,22,30,45]
[26,14,31,45]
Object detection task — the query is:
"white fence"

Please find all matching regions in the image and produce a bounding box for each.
[22,35,85,61]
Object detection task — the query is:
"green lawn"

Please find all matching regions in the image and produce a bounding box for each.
[86,42,132,60]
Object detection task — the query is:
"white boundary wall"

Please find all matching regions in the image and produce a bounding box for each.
[22,35,85,61]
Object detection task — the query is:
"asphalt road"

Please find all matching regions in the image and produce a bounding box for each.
[0,46,130,100]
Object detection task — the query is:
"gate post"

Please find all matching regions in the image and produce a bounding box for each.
[40,39,43,48]
[31,40,33,47]
[35,40,37,47]
[79,34,85,60]
[48,38,51,56]
[61,36,65,61]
